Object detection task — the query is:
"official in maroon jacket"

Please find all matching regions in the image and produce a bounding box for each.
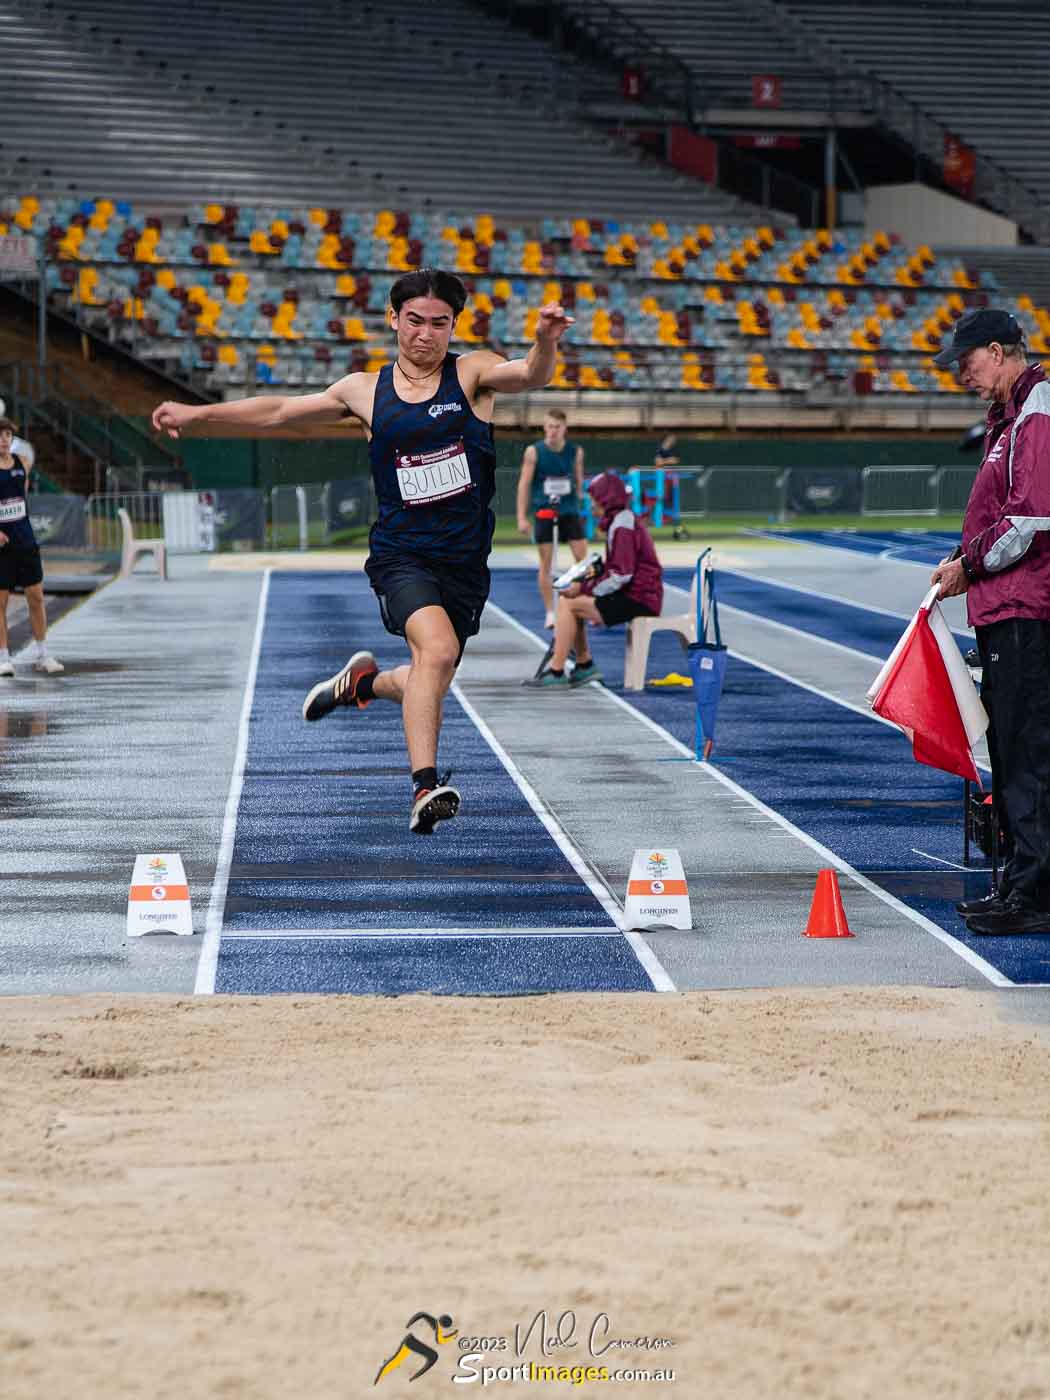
[931,309,1050,935]
[525,471,663,689]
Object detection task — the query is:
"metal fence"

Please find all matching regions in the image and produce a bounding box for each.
[862,466,978,516]
[85,492,165,552]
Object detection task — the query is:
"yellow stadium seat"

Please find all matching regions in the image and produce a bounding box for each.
[204,203,224,224]
[218,344,240,366]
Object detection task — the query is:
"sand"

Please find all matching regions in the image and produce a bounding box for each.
[2,987,1049,1399]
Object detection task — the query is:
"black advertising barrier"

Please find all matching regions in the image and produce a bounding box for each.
[31,493,88,547]
[212,490,266,551]
[785,468,863,515]
[326,477,372,537]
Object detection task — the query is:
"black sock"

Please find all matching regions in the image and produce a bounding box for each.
[412,766,438,795]
[575,657,593,670]
[355,670,376,702]
[549,667,564,678]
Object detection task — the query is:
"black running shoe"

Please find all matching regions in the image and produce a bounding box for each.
[410,771,461,836]
[955,890,1006,917]
[302,650,377,721]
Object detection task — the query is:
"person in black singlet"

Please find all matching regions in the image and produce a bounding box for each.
[0,417,63,677]
[152,269,574,834]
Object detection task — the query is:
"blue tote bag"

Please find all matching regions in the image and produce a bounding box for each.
[686,553,728,760]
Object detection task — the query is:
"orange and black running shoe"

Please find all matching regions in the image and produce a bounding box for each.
[302,650,378,722]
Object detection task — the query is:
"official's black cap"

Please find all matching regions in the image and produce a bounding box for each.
[934,308,1024,367]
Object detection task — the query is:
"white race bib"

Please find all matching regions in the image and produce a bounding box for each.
[396,439,473,507]
[0,498,27,524]
[542,476,572,500]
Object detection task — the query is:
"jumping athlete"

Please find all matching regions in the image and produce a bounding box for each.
[0,417,63,676]
[151,269,573,834]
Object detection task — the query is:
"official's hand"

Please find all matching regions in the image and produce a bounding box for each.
[535,303,575,345]
[151,401,198,440]
[0,530,8,548]
[517,516,531,536]
[563,582,582,599]
[931,557,969,599]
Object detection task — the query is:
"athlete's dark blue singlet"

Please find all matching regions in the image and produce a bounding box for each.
[0,454,36,550]
[367,354,497,564]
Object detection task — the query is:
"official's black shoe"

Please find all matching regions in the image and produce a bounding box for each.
[410,772,461,836]
[965,894,1050,936]
[302,650,377,721]
[955,890,1007,917]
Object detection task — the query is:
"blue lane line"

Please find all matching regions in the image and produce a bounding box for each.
[214,572,651,995]
[745,527,960,565]
[489,560,1048,985]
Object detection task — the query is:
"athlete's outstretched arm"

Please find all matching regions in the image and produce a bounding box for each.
[474,302,575,394]
[151,373,371,440]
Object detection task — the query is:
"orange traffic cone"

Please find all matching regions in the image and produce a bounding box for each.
[802,869,856,939]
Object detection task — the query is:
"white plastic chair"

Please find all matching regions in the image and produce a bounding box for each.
[118,507,168,580]
[623,553,711,691]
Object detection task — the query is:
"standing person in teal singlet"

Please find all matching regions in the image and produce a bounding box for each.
[152,269,573,835]
[516,409,588,628]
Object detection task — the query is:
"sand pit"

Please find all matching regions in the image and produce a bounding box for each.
[2,987,1049,1399]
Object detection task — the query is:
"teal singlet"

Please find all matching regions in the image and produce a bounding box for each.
[531,441,579,515]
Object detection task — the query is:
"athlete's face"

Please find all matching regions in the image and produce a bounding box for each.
[0,429,12,454]
[391,295,456,368]
[543,415,566,448]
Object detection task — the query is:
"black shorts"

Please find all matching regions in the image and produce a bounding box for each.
[533,511,585,546]
[594,591,657,627]
[365,552,490,662]
[0,544,43,592]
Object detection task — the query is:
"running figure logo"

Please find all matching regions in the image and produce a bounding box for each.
[374,1311,458,1384]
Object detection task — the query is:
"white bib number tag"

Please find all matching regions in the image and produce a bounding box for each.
[396,439,473,507]
[543,476,572,500]
[0,498,27,524]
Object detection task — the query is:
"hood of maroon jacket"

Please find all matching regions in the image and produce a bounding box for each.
[582,472,663,615]
[962,361,1050,627]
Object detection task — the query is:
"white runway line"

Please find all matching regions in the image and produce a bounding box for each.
[486,599,1011,989]
[452,672,676,992]
[196,569,271,995]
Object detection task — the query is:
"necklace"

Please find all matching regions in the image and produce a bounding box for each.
[395,359,440,384]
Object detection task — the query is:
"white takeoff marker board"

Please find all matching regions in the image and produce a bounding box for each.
[127,853,194,937]
[624,847,693,931]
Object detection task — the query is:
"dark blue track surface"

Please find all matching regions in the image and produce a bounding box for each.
[214,573,650,995]
[490,557,1049,985]
[747,527,961,566]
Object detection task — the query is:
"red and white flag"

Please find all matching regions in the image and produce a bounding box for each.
[866,586,987,784]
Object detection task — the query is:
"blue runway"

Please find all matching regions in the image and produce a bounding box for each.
[489,560,1049,986]
[747,527,962,566]
[212,572,652,995]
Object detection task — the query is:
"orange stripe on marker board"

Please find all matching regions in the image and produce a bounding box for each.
[627,879,688,896]
[129,884,190,902]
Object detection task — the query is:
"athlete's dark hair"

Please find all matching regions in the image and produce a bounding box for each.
[0,417,16,434]
[390,268,467,318]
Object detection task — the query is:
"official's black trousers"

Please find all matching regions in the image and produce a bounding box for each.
[976,617,1050,908]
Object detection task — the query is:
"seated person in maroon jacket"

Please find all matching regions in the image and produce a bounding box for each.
[525,471,663,689]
